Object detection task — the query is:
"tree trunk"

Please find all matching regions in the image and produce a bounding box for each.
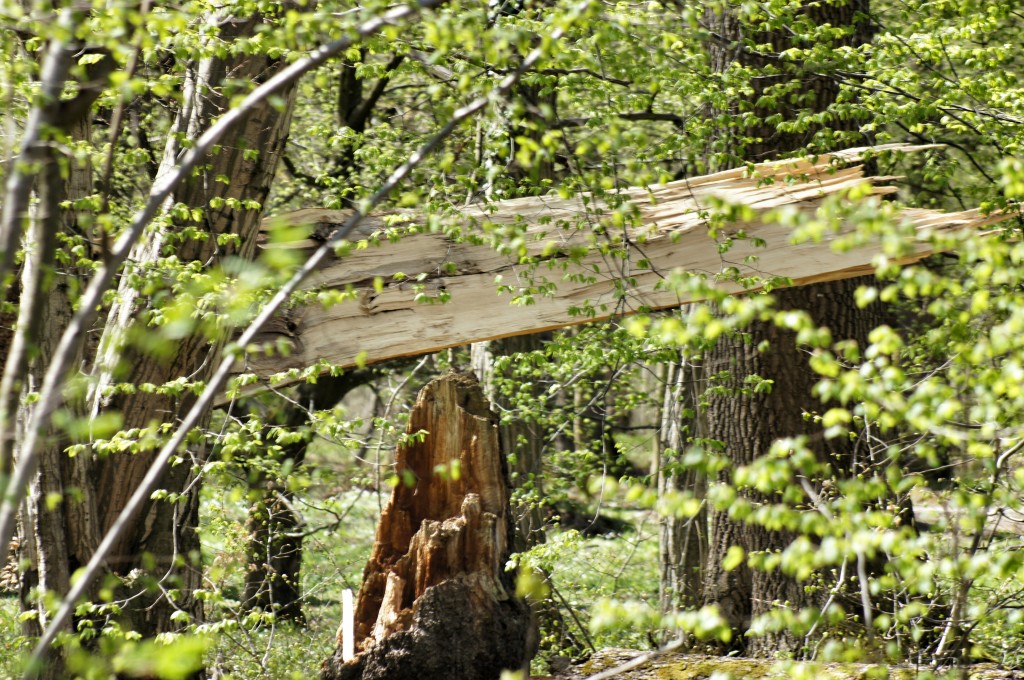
[699,0,877,656]
[322,372,535,680]
[471,336,547,552]
[13,14,299,670]
[658,355,708,625]
[85,14,297,637]
[703,277,887,657]
[242,373,373,623]
[15,113,105,678]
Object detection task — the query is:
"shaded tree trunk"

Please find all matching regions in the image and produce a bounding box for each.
[242,373,374,623]
[699,0,878,656]
[13,14,300,674]
[657,355,708,624]
[86,14,297,635]
[16,111,107,679]
[471,336,547,552]
[322,372,535,680]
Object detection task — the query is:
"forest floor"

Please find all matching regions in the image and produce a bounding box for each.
[556,648,1024,680]
[2,472,1023,677]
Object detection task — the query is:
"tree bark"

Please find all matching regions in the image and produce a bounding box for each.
[14,110,105,678]
[81,13,297,637]
[322,372,535,680]
[699,0,879,656]
[471,336,547,552]
[12,14,300,669]
[658,355,708,623]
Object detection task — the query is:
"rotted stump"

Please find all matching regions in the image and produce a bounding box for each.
[321,372,536,680]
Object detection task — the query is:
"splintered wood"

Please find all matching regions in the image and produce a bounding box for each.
[244,145,1006,384]
[321,373,533,680]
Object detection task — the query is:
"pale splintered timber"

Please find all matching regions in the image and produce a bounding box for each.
[235,145,1008,391]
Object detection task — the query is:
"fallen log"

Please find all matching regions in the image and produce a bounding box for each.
[241,145,1007,387]
[321,372,535,680]
[562,648,1018,679]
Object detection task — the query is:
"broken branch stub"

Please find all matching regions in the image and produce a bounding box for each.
[322,372,535,680]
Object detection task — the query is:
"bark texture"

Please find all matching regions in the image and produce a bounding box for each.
[658,356,708,619]
[703,1,871,166]
[701,280,887,654]
[322,372,535,680]
[700,0,879,656]
[11,14,299,670]
[80,13,298,637]
[16,116,104,679]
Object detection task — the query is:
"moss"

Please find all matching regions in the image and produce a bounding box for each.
[571,650,1013,680]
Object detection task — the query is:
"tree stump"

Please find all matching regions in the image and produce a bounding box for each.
[322,372,535,680]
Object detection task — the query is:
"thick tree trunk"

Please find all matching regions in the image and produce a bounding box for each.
[700,0,877,656]
[322,373,535,680]
[84,14,297,637]
[702,1,871,167]
[701,280,887,655]
[13,14,300,668]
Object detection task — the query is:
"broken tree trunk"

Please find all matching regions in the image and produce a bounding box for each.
[240,145,1007,391]
[321,372,535,680]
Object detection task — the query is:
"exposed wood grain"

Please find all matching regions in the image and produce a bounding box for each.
[238,146,1007,388]
[322,373,533,679]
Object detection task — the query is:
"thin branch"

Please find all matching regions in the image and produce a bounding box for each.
[96,1,153,246]
[549,578,597,653]
[584,639,685,680]
[555,109,691,129]
[856,549,875,645]
[22,1,592,673]
[281,153,320,186]
[0,9,75,300]
[348,54,406,131]
[373,353,431,512]
[537,67,631,86]
[833,70,1024,127]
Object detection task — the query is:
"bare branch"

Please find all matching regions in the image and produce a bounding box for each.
[538,67,631,86]
[0,9,76,298]
[555,110,691,129]
[584,639,685,680]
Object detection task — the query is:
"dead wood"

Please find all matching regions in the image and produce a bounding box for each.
[241,145,1007,391]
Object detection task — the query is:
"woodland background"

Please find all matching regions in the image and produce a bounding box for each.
[1,0,1024,677]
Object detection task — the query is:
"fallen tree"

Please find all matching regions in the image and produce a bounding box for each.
[241,145,1005,388]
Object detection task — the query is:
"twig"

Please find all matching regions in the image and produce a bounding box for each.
[373,353,430,513]
[549,579,597,653]
[584,638,685,680]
